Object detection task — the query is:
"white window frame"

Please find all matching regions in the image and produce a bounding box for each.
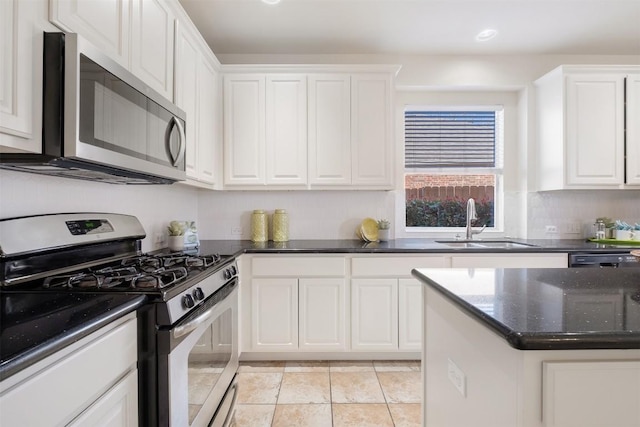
[398,104,505,238]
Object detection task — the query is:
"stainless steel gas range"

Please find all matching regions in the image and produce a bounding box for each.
[0,213,239,427]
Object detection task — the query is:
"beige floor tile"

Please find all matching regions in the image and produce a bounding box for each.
[377,371,422,403]
[284,360,330,372]
[329,360,374,372]
[277,372,331,404]
[388,403,422,427]
[373,360,421,372]
[330,371,385,403]
[236,373,282,404]
[332,403,394,427]
[272,404,332,427]
[230,404,275,427]
[238,361,286,373]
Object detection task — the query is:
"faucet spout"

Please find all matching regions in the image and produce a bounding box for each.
[466,198,479,240]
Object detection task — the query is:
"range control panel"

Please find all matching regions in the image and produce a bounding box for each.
[65,219,114,235]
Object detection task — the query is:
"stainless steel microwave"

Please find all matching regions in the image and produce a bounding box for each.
[0,32,186,184]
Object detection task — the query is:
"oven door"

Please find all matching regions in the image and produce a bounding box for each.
[162,279,239,427]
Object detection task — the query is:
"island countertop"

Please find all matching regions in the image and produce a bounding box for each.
[412,267,640,350]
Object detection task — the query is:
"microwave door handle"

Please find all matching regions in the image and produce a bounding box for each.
[166,116,186,167]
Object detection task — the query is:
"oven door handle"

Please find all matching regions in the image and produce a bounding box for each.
[173,304,216,339]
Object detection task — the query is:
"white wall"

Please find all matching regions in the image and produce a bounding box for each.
[0,170,199,252]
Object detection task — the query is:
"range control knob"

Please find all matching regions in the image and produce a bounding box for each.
[230,265,237,276]
[183,294,195,309]
[193,287,205,301]
[223,268,232,280]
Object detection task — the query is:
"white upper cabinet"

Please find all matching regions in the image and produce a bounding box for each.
[350,73,393,186]
[174,19,220,186]
[626,74,640,185]
[309,72,394,188]
[223,74,266,185]
[130,0,175,100]
[535,65,640,190]
[224,73,307,187]
[50,0,175,100]
[49,0,131,68]
[223,66,397,190]
[1,0,51,153]
[308,74,351,185]
[266,75,308,185]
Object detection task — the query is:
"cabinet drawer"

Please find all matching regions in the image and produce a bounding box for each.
[0,316,137,426]
[252,256,346,276]
[352,256,448,277]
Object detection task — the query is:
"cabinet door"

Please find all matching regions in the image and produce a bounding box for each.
[224,75,266,185]
[68,370,138,427]
[626,74,640,185]
[174,22,199,180]
[0,0,42,152]
[299,278,347,351]
[130,0,174,100]
[565,74,625,186]
[351,278,398,350]
[50,0,131,67]
[351,73,393,187]
[196,54,219,184]
[399,279,422,351]
[266,75,308,185]
[308,74,351,185]
[251,278,298,350]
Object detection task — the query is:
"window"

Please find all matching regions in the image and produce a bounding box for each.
[404,106,504,231]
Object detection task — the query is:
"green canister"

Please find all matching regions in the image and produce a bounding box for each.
[272,209,289,242]
[251,210,268,242]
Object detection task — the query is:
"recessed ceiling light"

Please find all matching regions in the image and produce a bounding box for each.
[475,29,498,42]
[262,0,281,4]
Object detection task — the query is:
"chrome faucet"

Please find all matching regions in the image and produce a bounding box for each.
[465,198,485,239]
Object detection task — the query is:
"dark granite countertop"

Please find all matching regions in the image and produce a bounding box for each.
[0,292,146,380]
[198,238,640,257]
[412,268,640,350]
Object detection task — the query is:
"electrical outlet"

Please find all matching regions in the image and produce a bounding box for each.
[447,358,466,397]
[231,226,243,236]
[545,225,557,234]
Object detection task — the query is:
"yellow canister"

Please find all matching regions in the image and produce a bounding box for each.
[251,210,268,242]
[272,209,289,242]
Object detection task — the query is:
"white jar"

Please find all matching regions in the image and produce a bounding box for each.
[272,209,289,242]
[251,210,268,242]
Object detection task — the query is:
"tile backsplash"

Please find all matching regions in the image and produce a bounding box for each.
[527,190,640,239]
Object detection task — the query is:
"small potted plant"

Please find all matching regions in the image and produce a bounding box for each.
[167,221,186,251]
[377,219,391,242]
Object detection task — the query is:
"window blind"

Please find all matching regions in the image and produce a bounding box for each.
[405,110,496,168]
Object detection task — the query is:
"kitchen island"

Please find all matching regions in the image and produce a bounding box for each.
[412,268,640,427]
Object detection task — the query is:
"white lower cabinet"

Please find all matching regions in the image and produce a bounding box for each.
[251,278,298,350]
[351,278,398,351]
[250,276,348,352]
[0,313,138,426]
[243,253,568,356]
[398,279,423,351]
[299,278,347,350]
[68,370,138,427]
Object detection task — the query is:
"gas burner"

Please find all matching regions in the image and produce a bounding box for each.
[133,267,189,289]
[121,253,222,272]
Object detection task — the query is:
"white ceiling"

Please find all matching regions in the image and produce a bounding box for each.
[178,0,640,56]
